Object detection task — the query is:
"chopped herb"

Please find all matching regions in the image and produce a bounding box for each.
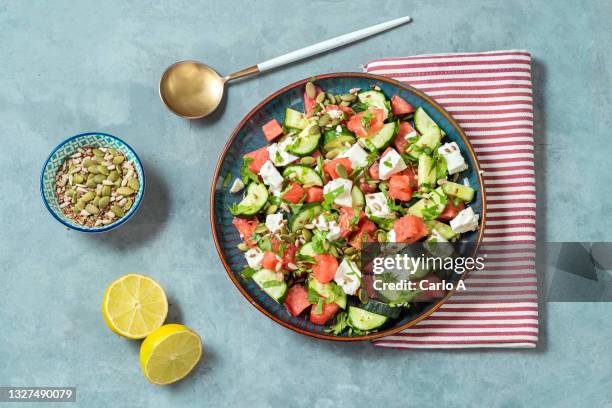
[383,160,392,168]
[240,158,259,184]
[322,186,344,210]
[361,110,373,128]
[222,172,231,188]
[307,287,320,304]
[325,311,349,335]
[241,267,257,279]
[314,297,324,314]
[258,238,272,251]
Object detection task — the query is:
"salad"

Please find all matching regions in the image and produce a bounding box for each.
[227,81,479,335]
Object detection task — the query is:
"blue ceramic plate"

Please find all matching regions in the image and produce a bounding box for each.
[41,132,145,233]
[211,73,485,341]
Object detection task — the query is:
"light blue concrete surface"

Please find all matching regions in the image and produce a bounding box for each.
[1,0,611,406]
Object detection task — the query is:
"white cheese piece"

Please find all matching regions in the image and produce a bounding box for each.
[339,142,369,169]
[267,136,298,167]
[229,178,245,193]
[327,109,343,120]
[387,229,396,243]
[326,221,342,241]
[334,259,362,295]
[245,247,264,270]
[365,192,394,219]
[404,129,418,140]
[259,160,284,191]
[438,142,468,175]
[424,229,453,258]
[378,148,407,180]
[323,178,353,207]
[450,207,479,234]
[313,214,330,231]
[265,213,284,234]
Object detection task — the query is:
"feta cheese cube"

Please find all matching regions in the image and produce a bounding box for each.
[387,228,396,243]
[265,213,284,234]
[313,214,330,231]
[365,192,394,219]
[323,178,353,207]
[424,229,453,258]
[334,259,362,295]
[259,160,284,191]
[267,136,298,167]
[326,221,342,241]
[438,142,468,175]
[327,109,343,120]
[339,142,369,169]
[378,148,407,180]
[450,207,479,234]
[229,178,245,193]
[245,247,264,270]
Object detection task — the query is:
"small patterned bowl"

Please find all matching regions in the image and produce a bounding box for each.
[40,132,146,233]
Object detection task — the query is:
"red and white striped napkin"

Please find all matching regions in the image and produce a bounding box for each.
[365,50,538,348]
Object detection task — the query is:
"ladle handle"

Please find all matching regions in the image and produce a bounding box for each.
[257,16,411,72]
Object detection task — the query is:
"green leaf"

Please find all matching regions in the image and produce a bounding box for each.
[240,157,259,184]
[307,287,320,305]
[325,311,349,335]
[322,186,344,210]
[241,267,257,279]
[223,172,231,188]
[314,297,324,314]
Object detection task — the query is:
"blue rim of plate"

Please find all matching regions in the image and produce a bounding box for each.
[210,72,486,341]
[40,132,146,233]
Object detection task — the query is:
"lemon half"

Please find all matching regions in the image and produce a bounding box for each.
[102,274,168,339]
[140,324,203,385]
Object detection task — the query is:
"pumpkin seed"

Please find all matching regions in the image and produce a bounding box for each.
[237,242,249,251]
[336,163,348,179]
[340,101,351,107]
[108,148,117,156]
[112,156,125,165]
[340,93,357,102]
[377,230,387,242]
[305,82,316,99]
[318,114,330,127]
[327,93,336,104]
[74,200,85,211]
[315,91,326,103]
[72,174,84,184]
[266,204,279,215]
[97,165,109,175]
[92,148,104,156]
[325,149,339,159]
[87,165,99,174]
[108,170,119,182]
[299,156,316,165]
[123,197,133,211]
[302,229,312,241]
[101,185,111,196]
[330,118,342,126]
[254,224,268,234]
[127,177,140,190]
[86,179,96,188]
[309,124,320,135]
[116,186,135,196]
[83,158,95,167]
[93,174,106,184]
[111,205,125,217]
[85,203,99,215]
[98,196,110,209]
[81,192,95,202]
[344,247,357,255]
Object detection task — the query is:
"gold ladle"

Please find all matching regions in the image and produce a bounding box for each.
[159,16,411,119]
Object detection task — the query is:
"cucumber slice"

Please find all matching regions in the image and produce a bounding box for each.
[351,185,365,209]
[323,126,356,152]
[363,122,397,151]
[282,165,323,187]
[298,242,316,258]
[415,131,441,150]
[358,300,401,319]
[357,90,389,116]
[418,154,436,188]
[425,220,458,240]
[308,276,347,309]
[284,108,309,130]
[252,269,288,302]
[288,203,323,232]
[414,107,442,137]
[287,124,321,156]
[229,183,269,216]
[442,181,476,202]
[347,306,388,331]
[408,187,447,220]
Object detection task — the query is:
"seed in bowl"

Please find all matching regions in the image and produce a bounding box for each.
[54,146,140,228]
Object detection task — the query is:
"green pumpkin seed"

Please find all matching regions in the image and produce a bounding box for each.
[86,179,96,188]
[309,124,320,135]
[330,118,342,126]
[92,148,104,156]
[305,82,316,99]
[237,242,249,251]
[123,197,133,210]
[108,148,117,156]
[112,156,125,165]
[254,224,268,234]
[344,247,357,255]
[74,200,85,211]
[93,196,100,206]
[116,186,134,196]
[108,170,119,182]
[114,179,121,187]
[280,233,293,241]
[85,203,99,215]
[87,165,99,174]
[377,230,387,242]
[340,101,351,107]
[318,114,330,127]
[325,149,339,160]
[299,156,316,165]
[335,163,348,179]
[101,185,111,196]
[97,165,109,175]
[111,205,125,217]
[340,93,357,102]
[93,174,106,184]
[72,174,84,184]
[81,192,95,202]
[315,91,326,103]
[266,204,278,215]
[83,158,95,167]
[327,93,336,104]
[127,178,140,191]
[98,196,110,209]
[302,229,312,241]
